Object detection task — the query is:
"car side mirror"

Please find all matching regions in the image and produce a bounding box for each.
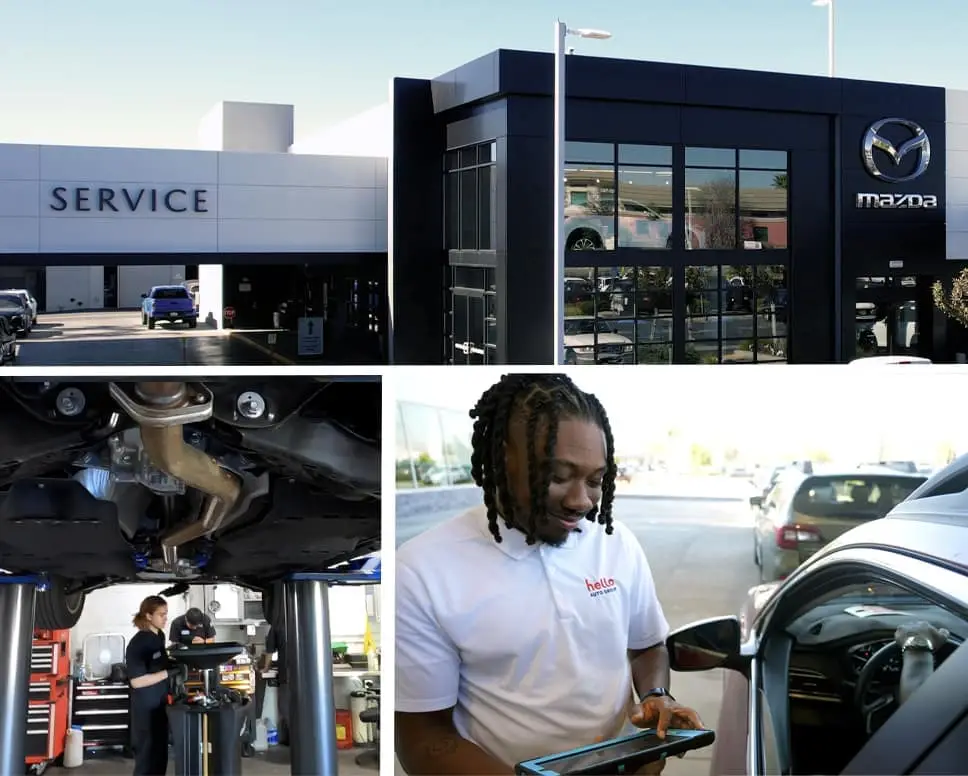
[749,495,763,508]
[141,294,148,299]
[667,616,742,672]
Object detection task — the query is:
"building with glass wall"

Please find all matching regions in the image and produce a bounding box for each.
[396,400,475,489]
[389,50,968,364]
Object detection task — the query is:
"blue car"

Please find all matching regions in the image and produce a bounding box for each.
[141,285,198,330]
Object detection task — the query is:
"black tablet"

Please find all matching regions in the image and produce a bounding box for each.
[515,728,715,776]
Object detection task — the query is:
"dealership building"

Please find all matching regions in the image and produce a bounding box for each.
[2,51,968,364]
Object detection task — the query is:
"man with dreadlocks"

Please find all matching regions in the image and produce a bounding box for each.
[396,374,702,775]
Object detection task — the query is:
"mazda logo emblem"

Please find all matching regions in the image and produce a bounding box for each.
[861,118,931,183]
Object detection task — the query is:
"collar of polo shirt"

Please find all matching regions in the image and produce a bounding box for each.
[472,506,584,558]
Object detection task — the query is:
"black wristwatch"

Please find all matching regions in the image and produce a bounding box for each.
[642,687,676,702]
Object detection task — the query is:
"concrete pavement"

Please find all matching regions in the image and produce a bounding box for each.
[394,494,759,776]
[13,310,279,366]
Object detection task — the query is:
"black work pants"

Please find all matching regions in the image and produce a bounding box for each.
[131,703,169,776]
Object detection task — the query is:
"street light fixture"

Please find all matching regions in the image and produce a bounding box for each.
[812,0,835,77]
[554,21,612,364]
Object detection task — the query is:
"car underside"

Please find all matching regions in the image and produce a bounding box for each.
[0,377,381,630]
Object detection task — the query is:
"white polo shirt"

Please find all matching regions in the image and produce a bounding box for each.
[396,505,670,769]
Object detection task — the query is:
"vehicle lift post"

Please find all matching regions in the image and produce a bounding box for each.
[285,560,380,776]
[0,575,39,774]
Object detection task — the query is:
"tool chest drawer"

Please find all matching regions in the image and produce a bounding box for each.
[71,681,130,749]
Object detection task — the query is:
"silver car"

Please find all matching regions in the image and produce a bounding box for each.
[751,465,926,582]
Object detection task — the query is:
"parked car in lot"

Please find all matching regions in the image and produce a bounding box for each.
[563,316,634,365]
[141,285,198,329]
[667,454,968,775]
[751,465,926,582]
[0,292,30,337]
[0,289,37,325]
[0,317,17,365]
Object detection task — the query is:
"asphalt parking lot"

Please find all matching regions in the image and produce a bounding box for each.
[394,478,759,776]
[12,311,279,366]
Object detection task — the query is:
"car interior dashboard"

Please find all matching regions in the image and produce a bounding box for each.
[777,599,964,773]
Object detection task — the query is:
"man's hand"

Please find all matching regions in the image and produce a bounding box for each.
[630,694,704,739]
[192,636,205,644]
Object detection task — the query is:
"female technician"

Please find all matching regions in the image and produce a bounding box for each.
[125,595,185,775]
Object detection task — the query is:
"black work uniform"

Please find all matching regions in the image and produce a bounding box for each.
[168,613,216,646]
[266,626,290,746]
[125,629,169,776]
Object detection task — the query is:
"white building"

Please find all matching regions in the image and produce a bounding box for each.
[0,102,388,327]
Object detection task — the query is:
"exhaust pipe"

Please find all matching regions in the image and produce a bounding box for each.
[114,382,243,568]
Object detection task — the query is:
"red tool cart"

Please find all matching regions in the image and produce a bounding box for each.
[26,629,71,774]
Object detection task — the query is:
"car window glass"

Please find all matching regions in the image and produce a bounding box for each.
[791,476,924,518]
[152,288,190,300]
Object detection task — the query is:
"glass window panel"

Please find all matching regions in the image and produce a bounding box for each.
[740,150,787,170]
[685,147,736,167]
[485,268,496,293]
[397,402,447,488]
[478,164,495,250]
[602,274,634,316]
[467,294,485,350]
[444,150,459,172]
[688,341,720,364]
[721,340,755,364]
[458,146,477,169]
[685,169,737,250]
[453,266,486,290]
[564,268,596,317]
[617,167,675,249]
[478,142,496,164]
[395,405,418,488]
[685,265,720,340]
[755,265,789,339]
[740,170,788,250]
[618,144,672,166]
[635,266,674,317]
[566,141,614,164]
[721,265,754,342]
[459,169,478,249]
[445,172,460,250]
[637,342,673,364]
[438,409,474,477]
[756,338,787,363]
[565,165,616,251]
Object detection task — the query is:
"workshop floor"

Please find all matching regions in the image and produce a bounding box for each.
[46,745,377,774]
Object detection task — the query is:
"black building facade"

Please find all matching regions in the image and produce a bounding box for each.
[390,49,960,365]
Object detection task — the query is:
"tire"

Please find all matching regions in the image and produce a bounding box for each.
[188,319,197,329]
[141,313,146,325]
[34,576,85,630]
[147,317,156,330]
[566,228,603,251]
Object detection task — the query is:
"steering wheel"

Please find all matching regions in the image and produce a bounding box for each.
[853,641,900,734]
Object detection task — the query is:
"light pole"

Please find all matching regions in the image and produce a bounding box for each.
[554,20,611,364]
[812,0,835,77]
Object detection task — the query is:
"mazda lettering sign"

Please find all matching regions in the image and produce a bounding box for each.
[856,117,938,210]
[855,193,938,210]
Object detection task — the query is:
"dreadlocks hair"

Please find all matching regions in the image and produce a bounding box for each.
[468,373,617,546]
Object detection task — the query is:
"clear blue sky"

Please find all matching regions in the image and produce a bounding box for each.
[2,0,968,150]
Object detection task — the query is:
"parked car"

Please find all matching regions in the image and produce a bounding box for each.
[141,285,198,329]
[0,318,17,365]
[667,454,968,775]
[848,356,932,365]
[563,316,634,365]
[0,292,30,337]
[750,465,926,582]
[0,289,37,325]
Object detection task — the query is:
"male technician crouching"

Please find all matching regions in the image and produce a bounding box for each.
[395,374,702,775]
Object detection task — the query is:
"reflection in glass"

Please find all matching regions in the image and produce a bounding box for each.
[445,173,460,249]
[566,142,614,164]
[459,170,478,249]
[685,169,736,249]
[721,265,754,344]
[740,170,788,250]
[619,144,673,166]
[478,165,495,250]
[564,165,616,251]
[685,147,736,167]
[739,150,787,170]
[685,266,720,364]
[564,268,596,317]
[853,300,919,359]
[396,402,474,488]
[756,266,789,339]
[635,267,673,364]
[563,316,635,365]
[617,167,674,249]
